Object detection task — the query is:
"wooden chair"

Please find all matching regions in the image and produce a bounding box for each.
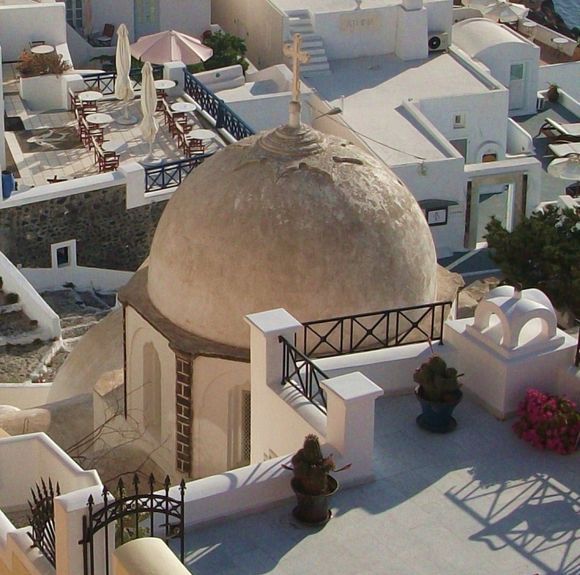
[93,24,115,47]
[182,137,205,157]
[79,117,104,149]
[92,138,120,172]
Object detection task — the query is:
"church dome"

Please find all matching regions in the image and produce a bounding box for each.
[147,123,437,348]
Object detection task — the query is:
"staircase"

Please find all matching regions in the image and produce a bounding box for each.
[0,287,44,347]
[286,10,331,77]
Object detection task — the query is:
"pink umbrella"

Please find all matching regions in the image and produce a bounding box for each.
[130,30,213,65]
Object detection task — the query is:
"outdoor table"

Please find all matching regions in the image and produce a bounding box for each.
[171,102,198,114]
[85,113,114,126]
[102,141,126,153]
[31,44,55,55]
[154,79,177,91]
[188,128,223,152]
[79,91,104,103]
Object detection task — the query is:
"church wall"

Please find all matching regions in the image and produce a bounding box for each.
[126,306,177,478]
[0,186,167,272]
[191,356,250,479]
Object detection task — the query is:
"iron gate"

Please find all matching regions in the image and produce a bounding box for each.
[27,478,60,568]
[79,474,186,575]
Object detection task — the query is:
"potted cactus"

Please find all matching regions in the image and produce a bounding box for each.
[413,355,463,433]
[283,434,349,525]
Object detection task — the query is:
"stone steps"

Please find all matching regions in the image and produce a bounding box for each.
[286,10,331,78]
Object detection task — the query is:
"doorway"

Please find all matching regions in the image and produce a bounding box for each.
[474,182,514,246]
[509,63,525,111]
[134,0,159,40]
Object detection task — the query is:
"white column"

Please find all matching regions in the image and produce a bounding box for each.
[54,485,108,575]
[245,309,303,464]
[322,373,383,484]
[163,61,186,98]
[119,161,146,209]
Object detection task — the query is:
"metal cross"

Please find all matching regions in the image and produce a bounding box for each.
[283,33,310,103]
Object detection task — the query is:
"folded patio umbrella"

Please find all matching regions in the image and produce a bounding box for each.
[114,23,136,124]
[130,29,213,65]
[140,62,159,162]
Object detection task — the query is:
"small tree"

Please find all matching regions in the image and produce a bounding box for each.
[202,31,248,72]
[484,205,580,317]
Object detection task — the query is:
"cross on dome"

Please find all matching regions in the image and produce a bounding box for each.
[283,33,310,128]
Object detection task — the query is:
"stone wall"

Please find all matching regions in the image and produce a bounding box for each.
[0,187,167,271]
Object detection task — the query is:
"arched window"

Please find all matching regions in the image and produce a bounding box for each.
[143,342,161,440]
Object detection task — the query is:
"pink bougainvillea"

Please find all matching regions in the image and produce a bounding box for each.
[513,388,580,455]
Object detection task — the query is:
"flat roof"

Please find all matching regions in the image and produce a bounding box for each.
[273,0,444,14]
[307,52,498,165]
[179,394,579,575]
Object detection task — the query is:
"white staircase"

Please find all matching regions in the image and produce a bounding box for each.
[286,10,331,77]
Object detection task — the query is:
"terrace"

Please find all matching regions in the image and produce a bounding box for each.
[176,393,579,575]
[1,63,253,194]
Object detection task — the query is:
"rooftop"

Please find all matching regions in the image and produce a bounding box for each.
[2,64,225,191]
[177,394,579,575]
[306,51,499,165]
[273,0,445,13]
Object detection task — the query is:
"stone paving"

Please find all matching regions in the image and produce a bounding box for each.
[178,395,579,575]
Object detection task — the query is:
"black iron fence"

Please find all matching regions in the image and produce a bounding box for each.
[297,301,453,358]
[145,155,213,193]
[183,71,255,141]
[80,474,186,575]
[27,478,60,568]
[82,66,163,95]
[280,336,328,413]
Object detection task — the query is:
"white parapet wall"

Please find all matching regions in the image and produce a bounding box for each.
[0,250,61,343]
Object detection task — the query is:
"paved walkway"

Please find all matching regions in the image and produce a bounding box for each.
[178,395,579,575]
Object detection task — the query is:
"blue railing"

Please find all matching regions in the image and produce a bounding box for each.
[183,70,255,141]
[144,154,213,193]
[82,65,163,95]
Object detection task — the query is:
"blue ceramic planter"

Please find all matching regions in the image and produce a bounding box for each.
[415,386,462,433]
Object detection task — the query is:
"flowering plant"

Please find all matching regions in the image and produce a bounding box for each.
[513,388,580,455]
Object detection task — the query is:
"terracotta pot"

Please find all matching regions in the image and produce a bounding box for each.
[290,476,338,525]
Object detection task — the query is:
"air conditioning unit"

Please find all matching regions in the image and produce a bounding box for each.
[428,32,450,52]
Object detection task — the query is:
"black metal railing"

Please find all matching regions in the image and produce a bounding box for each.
[80,474,186,575]
[183,70,255,141]
[145,155,214,193]
[298,301,453,358]
[27,478,60,568]
[82,66,163,95]
[280,336,328,413]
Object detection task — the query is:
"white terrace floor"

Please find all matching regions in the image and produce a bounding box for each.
[177,395,579,575]
[2,64,222,191]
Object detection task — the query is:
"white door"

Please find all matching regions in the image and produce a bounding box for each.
[134,0,160,40]
[509,63,525,111]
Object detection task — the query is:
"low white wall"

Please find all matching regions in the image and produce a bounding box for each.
[0,383,52,409]
[557,365,580,404]
[0,3,67,62]
[507,117,534,156]
[558,89,580,118]
[317,342,440,396]
[225,93,293,133]
[0,433,100,509]
[520,20,577,58]
[113,538,190,575]
[22,266,133,292]
[538,63,580,101]
[176,454,293,528]
[194,65,245,92]
[0,251,61,341]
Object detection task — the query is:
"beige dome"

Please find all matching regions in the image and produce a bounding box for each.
[147,124,437,348]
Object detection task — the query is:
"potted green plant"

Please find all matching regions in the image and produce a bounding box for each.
[413,355,463,433]
[283,434,349,525]
[546,83,559,103]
